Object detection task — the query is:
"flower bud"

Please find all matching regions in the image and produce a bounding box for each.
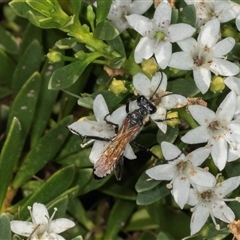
[210,76,225,93]
[166,111,179,127]
[47,49,63,63]
[109,79,126,95]
[141,58,158,76]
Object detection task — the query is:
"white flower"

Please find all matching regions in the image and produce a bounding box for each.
[68,94,136,171]
[146,142,215,209]
[126,0,195,69]
[182,91,240,170]
[169,18,239,94]
[10,203,75,240]
[107,0,153,33]
[132,72,187,133]
[184,0,240,28]
[187,177,240,235]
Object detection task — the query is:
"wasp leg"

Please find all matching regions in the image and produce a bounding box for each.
[154,117,178,122]
[130,141,161,165]
[114,154,124,181]
[82,135,113,143]
[104,113,119,133]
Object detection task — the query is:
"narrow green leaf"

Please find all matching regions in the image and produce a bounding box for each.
[20,23,42,54]
[11,40,43,96]
[31,60,64,146]
[7,72,41,135]
[12,115,73,189]
[136,182,170,205]
[9,0,38,18]
[0,49,16,87]
[69,0,82,18]
[74,168,110,195]
[0,214,11,240]
[96,0,112,25]
[104,199,136,240]
[124,208,159,231]
[94,20,119,40]
[0,118,21,209]
[100,182,136,200]
[55,38,77,49]
[68,198,95,231]
[0,25,19,54]
[49,53,101,89]
[107,35,126,58]
[18,165,75,220]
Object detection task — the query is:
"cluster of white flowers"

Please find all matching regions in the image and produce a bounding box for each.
[67,0,240,237]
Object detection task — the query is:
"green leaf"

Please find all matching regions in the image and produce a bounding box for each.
[20,23,42,54]
[12,115,73,189]
[104,199,136,240]
[0,118,21,209]
[7,72,41,135]
[55,38,77,49]
[178,4,196,27]
[124,208,159,231]
[9,0,35,19]
[71,236,83,240]
[31,60,64,146]
[136,182,170,205]
[100,182,136,200]
[94,20,119,40]
[18,165,75,220]
[68,198,95,231]
[96,0,112,25]
[0,49,16,87]
[74,168,110,195]
[107,35,126,58]
[0,214,11,240]
[135,171,161,193]
[0,25,19,54]
[49,52,101,89]
[167,78,199,97]
[69,0,82,18]
[11,40,43,96]
[157,126,179,145]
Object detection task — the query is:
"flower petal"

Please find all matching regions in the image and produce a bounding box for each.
[188,105,215,126]
[188,147,211,166]
[177,37,197,52]
[161,94,187,109]
[130,0,153,14]
[172,176,190,209]
[216,91,236,122]
[89,141,110,163]
[168,52,193,70]
[124,143,137,159]
[161,141,182,160]
[94,95,109,122]
[197,18,220,48]
[146,164,175,180]
[211,200,235,223]
[10,221,35,237]
[212,37,235,57]
[210,58,240,76]
[181,126,209,144]
[154,0,171,28]
[168,23,195,42]
[225,77,240,95]
[151,107,167,133]
[190,204,209,235]
[49,218,75,233]
[236,13,240,31]
[210,138,228,171]
[133,72,152,96]
[126,14,153,36]
[134,37,155,63]
[193,67,211,94]
[154,41,172,69]
[32,203,49,225]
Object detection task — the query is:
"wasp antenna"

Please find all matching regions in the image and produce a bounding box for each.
[150,71,163,101]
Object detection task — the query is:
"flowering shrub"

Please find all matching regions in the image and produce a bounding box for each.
[0,0,240,239]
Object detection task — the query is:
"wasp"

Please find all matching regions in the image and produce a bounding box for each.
[68,74,177,180]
